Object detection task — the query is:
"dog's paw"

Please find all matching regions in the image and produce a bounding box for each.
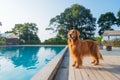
[92,63,99,66]
[91,60,95,64]
[72,64,76,67]
[75,65,82,68]
[94,63,99,66]
[75,66,79,68]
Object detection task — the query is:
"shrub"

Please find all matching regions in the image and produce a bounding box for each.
[112,38,120,47]
[20,40,41,44]
[0,37,6,45]
[43,37,67,45]
[91,36,103,45]
[102,38,120,47]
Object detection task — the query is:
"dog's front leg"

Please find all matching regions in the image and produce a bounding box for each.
[71,55,76,67]
[72,60,76,67]
[75,57,82,68]
[75,58,79,68]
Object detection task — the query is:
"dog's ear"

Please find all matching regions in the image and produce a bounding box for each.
[76,30,80,39]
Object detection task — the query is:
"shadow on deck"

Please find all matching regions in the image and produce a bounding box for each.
[55,48,120,80]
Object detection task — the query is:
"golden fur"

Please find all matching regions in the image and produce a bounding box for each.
[68,29,103,68]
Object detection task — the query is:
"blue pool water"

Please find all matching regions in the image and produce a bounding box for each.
[0,45,65,80]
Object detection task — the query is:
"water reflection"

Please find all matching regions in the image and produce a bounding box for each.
[0,46,64,80]
[0,46,39,68]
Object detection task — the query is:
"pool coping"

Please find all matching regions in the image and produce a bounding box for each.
[31,46,68,80]
[0,44,66,46]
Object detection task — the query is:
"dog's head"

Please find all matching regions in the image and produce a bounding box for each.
[68,29,80,40]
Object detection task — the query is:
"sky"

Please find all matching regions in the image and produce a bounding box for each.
[0,0,120,42]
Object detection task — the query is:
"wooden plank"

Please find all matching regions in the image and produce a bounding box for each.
[97,65,119,80]
[54,50,69,80]
[87,64,111,80]
[55,68,68,80]
[79,58,100,80]
[89,57,119,80]
[55,50,69,80]
[85,66,98,80]
[80,67,90,80]
[81,57,90,80]
[81,57,117,80]
[69,57,75,80]
[85,59,105,80]
[68,48,120,80]
[89,66,105,80]
[100,56,120,80]
[74,68,82,80]
[83,56,120,80]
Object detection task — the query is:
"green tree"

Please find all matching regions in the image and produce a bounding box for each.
[0,22,2,26]
[0,37,6,45]
[43,35,67,44]
[116,10,120,27]
[48,4,96,39]
[97,12,116,35]
[12,23,41,44]
[0,22,2,33]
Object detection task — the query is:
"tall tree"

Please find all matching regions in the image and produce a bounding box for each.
[12,23,40,44]
[48,4,96,39]
[0,22,2,26]
[97,12,116,35]
[0,22,2,33]
[116,10,120,27]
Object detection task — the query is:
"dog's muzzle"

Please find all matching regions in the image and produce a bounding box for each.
[69,34,74,39]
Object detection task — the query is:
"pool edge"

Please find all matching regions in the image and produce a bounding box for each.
[31,46,68,80]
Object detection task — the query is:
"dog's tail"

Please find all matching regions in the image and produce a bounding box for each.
[98,52,103,60]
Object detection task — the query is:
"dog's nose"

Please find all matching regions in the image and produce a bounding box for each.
[69,34,72,37]
[69,34,73,38]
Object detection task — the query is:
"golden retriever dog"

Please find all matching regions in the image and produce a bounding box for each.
[68,29,103,68]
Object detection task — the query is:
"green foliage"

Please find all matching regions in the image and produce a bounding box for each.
[48,4,96,39]
[116,10,120,27]
[5,31,13,33]
[0,22,2,26]
[102,38,120,47]
[91,36,103,45]
[0,37,6,45]
[20,40,41,44]
[43,35,67,45]
[97,12,116,35]
[71,4,84,18]
[12,23,41,44]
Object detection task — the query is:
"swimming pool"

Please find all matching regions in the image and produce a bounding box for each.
[0,45,65,80]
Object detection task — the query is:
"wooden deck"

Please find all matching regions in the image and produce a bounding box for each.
[69,49,120,80]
